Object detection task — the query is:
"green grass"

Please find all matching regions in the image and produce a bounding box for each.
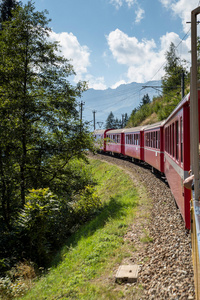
[20,159,146,300]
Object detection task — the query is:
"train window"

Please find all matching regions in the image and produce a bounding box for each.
[147,132,150,147]
[145,133,148,146]
[155,131,157,149]
[135,134,138,145]
[152,132,155,148]
[167,127,169,152]
[129,134,131,144]
[169,125,172,155]
[176,121,179,161]
[172,123,175,157]
[155,131,159,149]
[180,118,183,163]
[168,126,170,153]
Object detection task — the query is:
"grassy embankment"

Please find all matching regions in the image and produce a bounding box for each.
[21,158,151,300]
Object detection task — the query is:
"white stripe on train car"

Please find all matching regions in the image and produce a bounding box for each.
[165,154,188,179]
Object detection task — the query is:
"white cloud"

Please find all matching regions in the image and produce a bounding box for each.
[135,7,145,23]
[111,80,127,89]
[159,0,198,33]
[159,0,173,8]
[110,0,123,9]
[84,75,107,90]
[106,29,190,83]
[125,0,135,8]
[110,0,145,23]
[107,29,156,66]
[49,31,107,89]
[49,31,91,77]
[110,0,135,9]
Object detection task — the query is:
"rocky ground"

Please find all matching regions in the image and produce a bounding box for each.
[90,153,195,300]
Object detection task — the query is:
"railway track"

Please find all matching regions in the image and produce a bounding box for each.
[90,153,195,299]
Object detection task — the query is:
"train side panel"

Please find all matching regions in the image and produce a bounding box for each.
[93,129,113,152]
[106,129,124,155]
[144,122,165,173]
[164,96,191,229]
[124,131,142,160]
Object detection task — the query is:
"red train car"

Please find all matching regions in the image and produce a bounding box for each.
[123,126,146,161]
[164,94,191,229]
[106,129,125,155]
[93,129,111,152]
[144,121,165,173]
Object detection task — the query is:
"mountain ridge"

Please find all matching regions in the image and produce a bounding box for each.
[81,80,162,129]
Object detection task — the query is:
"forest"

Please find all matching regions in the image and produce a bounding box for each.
[0,0,101,281]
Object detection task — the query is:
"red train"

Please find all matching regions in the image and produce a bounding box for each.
[93,92,198,230]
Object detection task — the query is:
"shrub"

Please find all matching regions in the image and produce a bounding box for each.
[17,188,62,266]
[0,261,36,299]
[71,185,101,223]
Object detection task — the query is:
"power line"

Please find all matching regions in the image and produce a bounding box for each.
[84,23,192,116]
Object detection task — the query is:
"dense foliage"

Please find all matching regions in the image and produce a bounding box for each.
[0,0,18,24]
[0,0,100,276]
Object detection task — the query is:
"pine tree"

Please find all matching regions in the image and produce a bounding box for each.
[105,112,115,129]
[162,42,187,93]
[139,94,151,108]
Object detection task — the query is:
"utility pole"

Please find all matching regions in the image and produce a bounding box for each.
[191,7,200,201]
[122,114,124,128]
[80,101,85,122]
[93,110,97,130]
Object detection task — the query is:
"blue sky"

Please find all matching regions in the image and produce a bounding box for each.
[21,0,199,89]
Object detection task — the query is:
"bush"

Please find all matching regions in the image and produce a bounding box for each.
[0,261,36,299]
[72,185,101,223]
[16,186,101,267]
[17,188,62,266]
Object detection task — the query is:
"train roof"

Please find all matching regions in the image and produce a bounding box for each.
[93,128,116,135]
[93,129,106,135]
[105,125,147,134]
[123,125,147,133]
[106,128,124,134]
[144,120,166,131]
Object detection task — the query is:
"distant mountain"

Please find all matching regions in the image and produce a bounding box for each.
[81,80,162,130]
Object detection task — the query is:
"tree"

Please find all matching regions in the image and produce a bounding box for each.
[0,1,93,229]
[162,42,187,94]
[0,0,18,24]
[139,94,151,108]
[105,112,115,129]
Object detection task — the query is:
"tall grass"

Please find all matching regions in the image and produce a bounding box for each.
[20,159,147,299]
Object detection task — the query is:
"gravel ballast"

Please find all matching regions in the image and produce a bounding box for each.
[90,153,195,299]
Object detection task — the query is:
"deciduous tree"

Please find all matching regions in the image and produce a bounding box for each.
[0,0,18,23]
[0,1,93,229]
